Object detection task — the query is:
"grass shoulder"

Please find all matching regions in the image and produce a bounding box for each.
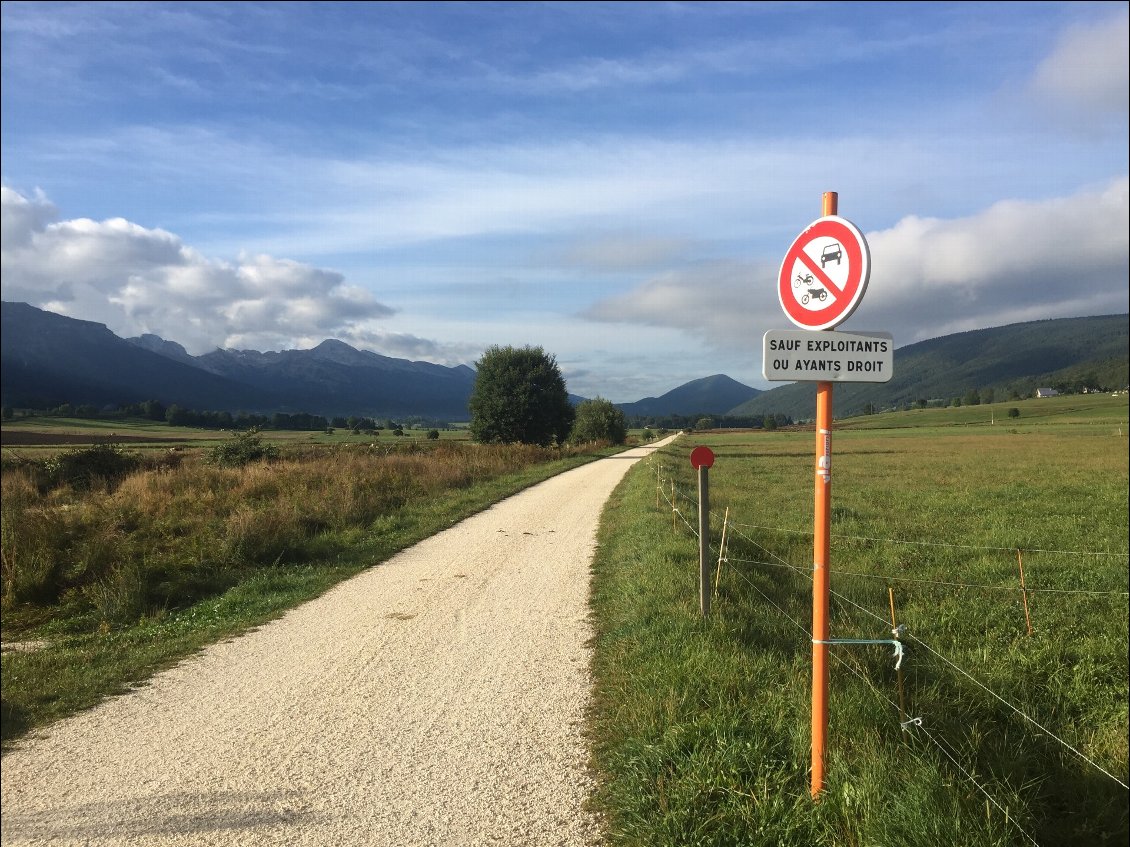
[588,424,1127,845]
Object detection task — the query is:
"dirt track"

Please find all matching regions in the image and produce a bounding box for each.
[1,437,675,847]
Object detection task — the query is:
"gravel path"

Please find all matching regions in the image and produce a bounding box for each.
[1,438,674,847]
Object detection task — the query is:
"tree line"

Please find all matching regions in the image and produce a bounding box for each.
[1,400,444,435]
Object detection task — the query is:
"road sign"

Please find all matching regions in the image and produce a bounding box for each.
[762,329,894,383]
[778,216,870,330]
[690,446,715,469]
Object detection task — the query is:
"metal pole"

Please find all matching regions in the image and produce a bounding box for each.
[811,190,837,798]
[699,465,710,618]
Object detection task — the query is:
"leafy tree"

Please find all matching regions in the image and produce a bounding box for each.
[469,345,574,446]
[142,399,166,421]
[570,398,627,445]
[427,429,440,440]
[1008,407,1020,419]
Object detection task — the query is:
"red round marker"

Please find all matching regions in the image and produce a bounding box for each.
[690,446,715,469]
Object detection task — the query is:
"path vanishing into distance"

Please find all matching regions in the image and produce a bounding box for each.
[1,436,677,847]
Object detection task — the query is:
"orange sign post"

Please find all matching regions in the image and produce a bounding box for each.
[764,192,890,797]
[810,191,837,797]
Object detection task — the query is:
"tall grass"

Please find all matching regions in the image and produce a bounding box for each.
[589,413,1128,846]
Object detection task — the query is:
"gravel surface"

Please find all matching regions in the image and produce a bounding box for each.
[1,438,674,847]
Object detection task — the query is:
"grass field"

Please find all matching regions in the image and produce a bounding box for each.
[0,416,473,457]
[588,393,1128,846]
[2,396,1126,844]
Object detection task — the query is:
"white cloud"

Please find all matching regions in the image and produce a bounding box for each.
[583,177,1130,354]
[856,177,1129,340]
[0,185,397,354]
[1026,7,1129,125]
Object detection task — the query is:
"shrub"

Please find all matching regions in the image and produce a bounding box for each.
[42,444,141,491]
[570,398,627,445]
[1008,408,1020,418]
[209,429,280,467]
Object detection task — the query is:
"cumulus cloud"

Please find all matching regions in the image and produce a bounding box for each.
[583,177,1130,350]
[855,177,1128,339]
[1026,7,1129,126]
[0,185,397,354]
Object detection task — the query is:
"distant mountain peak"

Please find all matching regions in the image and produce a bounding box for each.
[127,333,194,364]
[617,374,761,418]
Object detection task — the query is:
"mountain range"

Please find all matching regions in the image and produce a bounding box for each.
[731,314,1128,420]
[1,301,1126,421]
[1,302,475,419]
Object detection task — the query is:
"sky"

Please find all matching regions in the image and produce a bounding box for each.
[1,1,1127,402]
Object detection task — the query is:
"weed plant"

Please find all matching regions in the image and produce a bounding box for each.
[1,439,608,743]
[589,408,1127,846]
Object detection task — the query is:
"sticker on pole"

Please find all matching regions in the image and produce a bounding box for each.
[778,215,870,330]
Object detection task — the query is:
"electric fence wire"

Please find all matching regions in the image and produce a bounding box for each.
[698,499,1128,597]
[654,474,1050,841]
[728,519,1130,559]
[721,560,1044,847]
[653,467,1130,792]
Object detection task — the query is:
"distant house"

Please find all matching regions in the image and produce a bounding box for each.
[1036,388,1060,398]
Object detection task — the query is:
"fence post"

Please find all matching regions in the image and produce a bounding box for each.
[713,507,730,603]
[1016,549,1033,636]
[690,446,716,619]
[888,587,907,728]
[698,464,710,618]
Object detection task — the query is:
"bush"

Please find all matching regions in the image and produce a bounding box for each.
[209,430,280,467]
[1008,408,1020,419]
[42,444,141,491]
[570,398,627,445]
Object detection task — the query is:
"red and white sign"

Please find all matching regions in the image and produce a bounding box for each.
[777,215,870,330]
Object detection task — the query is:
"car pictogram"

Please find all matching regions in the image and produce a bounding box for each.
[820,242,842,267]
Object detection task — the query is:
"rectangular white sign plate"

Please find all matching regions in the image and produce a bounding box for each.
[763,329,894,383]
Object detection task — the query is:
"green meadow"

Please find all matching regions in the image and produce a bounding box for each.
[588,393,1128,846]
[2,395,1126,845]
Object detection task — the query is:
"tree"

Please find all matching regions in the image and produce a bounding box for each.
[469,345,574,446]
[570,398,627,445]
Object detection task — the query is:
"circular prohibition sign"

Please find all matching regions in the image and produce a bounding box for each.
[777,215,871,331]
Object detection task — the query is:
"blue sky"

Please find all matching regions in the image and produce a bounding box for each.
[2,1,1127,402]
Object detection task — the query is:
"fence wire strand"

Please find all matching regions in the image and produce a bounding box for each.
[650,456,1130,803]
